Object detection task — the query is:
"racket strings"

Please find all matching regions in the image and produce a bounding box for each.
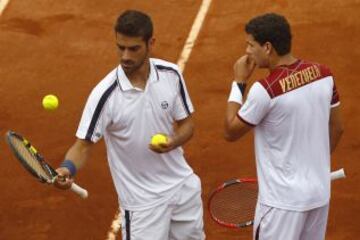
[210,182,258,224]
[9,136,52,181]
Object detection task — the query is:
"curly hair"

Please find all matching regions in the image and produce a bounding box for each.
[245,13,292,56]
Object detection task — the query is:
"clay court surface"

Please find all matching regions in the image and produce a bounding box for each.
[1,0,359,239]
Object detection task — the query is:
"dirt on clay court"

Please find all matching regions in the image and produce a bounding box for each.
[0,0,359,239]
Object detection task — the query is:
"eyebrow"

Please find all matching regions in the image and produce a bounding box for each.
[116,44,141,49]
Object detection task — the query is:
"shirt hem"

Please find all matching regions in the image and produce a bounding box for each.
[259,198,330,212]
[118,173,193,211]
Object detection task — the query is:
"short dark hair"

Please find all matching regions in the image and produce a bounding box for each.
[114,10,153,42]
[245,13,292,56]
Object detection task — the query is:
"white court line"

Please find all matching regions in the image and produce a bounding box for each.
[177,0,212,73]
[106,0,212,239]
[0,0,10,16]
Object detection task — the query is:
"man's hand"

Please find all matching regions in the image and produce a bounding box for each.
[234,55,256,83]
[54,167,73,190]
[149,136,175,153]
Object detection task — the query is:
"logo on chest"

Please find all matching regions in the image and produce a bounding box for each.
[161,101,169,109]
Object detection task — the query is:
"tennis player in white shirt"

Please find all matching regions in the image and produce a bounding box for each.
[54,10,205,240]
[225,13,344,240]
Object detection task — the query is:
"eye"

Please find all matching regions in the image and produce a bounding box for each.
[117,44,125,51]
[129,46,141,52]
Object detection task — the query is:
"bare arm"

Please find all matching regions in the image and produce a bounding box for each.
[54,139,94,189]
[224,102,253,141]
[329,106,344,153]
[149,115,194,153]
[172,115,194,147]
[224,55,255,141]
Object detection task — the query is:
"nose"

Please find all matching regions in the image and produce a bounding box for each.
[122,49,132,61]
[245,46,251,55]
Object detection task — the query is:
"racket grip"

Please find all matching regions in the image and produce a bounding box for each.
[71,182,89,199]
[331,168,346,181]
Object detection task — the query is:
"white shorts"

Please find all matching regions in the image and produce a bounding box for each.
[120,174,205,240]
[253,203,329,240]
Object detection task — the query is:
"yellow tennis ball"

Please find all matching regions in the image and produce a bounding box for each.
[42,94,59,111]
[151,133,168,146]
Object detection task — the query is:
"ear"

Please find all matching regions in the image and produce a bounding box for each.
[147,37,156,50]
[264,42,273,55]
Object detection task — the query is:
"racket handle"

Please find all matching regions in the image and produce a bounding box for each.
[71,182,89,199]
[331,168,346,181]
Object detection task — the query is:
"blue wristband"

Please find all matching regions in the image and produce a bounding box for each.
[60,160,77,176]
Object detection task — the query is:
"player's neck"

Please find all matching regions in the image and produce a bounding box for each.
[269,54,297,71]
[127,59,151,90]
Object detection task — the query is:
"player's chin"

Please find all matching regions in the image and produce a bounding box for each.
[121,64,136,73]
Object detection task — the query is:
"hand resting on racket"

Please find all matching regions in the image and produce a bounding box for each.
[54,167,74,190]
[53,139,92,198]
[6,130,88,199]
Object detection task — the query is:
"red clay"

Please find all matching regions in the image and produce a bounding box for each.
[1,0,359,239]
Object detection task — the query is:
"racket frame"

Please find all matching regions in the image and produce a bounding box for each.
[6,131,56,183]
[209,169,346,229]
[5,130,89,199]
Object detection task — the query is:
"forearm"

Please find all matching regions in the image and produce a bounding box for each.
[224,102,242,140]
[329,106,344,153]
[60,139,93,176]
[65,143,91,170]
[172,117,194,148]
[224,80,252,141]
[55,139,92,189]
[330,123,344,153]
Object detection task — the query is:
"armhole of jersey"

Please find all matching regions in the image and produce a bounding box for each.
[237,82,271,126]
[85,80,118,142]
[236,112,256,127]
[155,64,191,116]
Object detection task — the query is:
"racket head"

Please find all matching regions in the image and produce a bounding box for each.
[5,130,57,183]
[208,178,258,228]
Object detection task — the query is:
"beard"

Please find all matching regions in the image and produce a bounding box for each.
[253,57,269,69]
[121,54,148,75]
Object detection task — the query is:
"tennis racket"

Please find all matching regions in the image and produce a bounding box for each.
[5,130,88,199]
[208,168,346,228]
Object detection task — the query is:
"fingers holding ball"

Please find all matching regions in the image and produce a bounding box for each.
[151,133,168,146]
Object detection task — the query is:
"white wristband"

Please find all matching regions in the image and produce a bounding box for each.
[228,81,243,104]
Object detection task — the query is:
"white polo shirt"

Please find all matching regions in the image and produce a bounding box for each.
[238,60,340,211]
[76,58,194,211]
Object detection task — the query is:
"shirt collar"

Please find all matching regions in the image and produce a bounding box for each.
[117,59,159,91]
